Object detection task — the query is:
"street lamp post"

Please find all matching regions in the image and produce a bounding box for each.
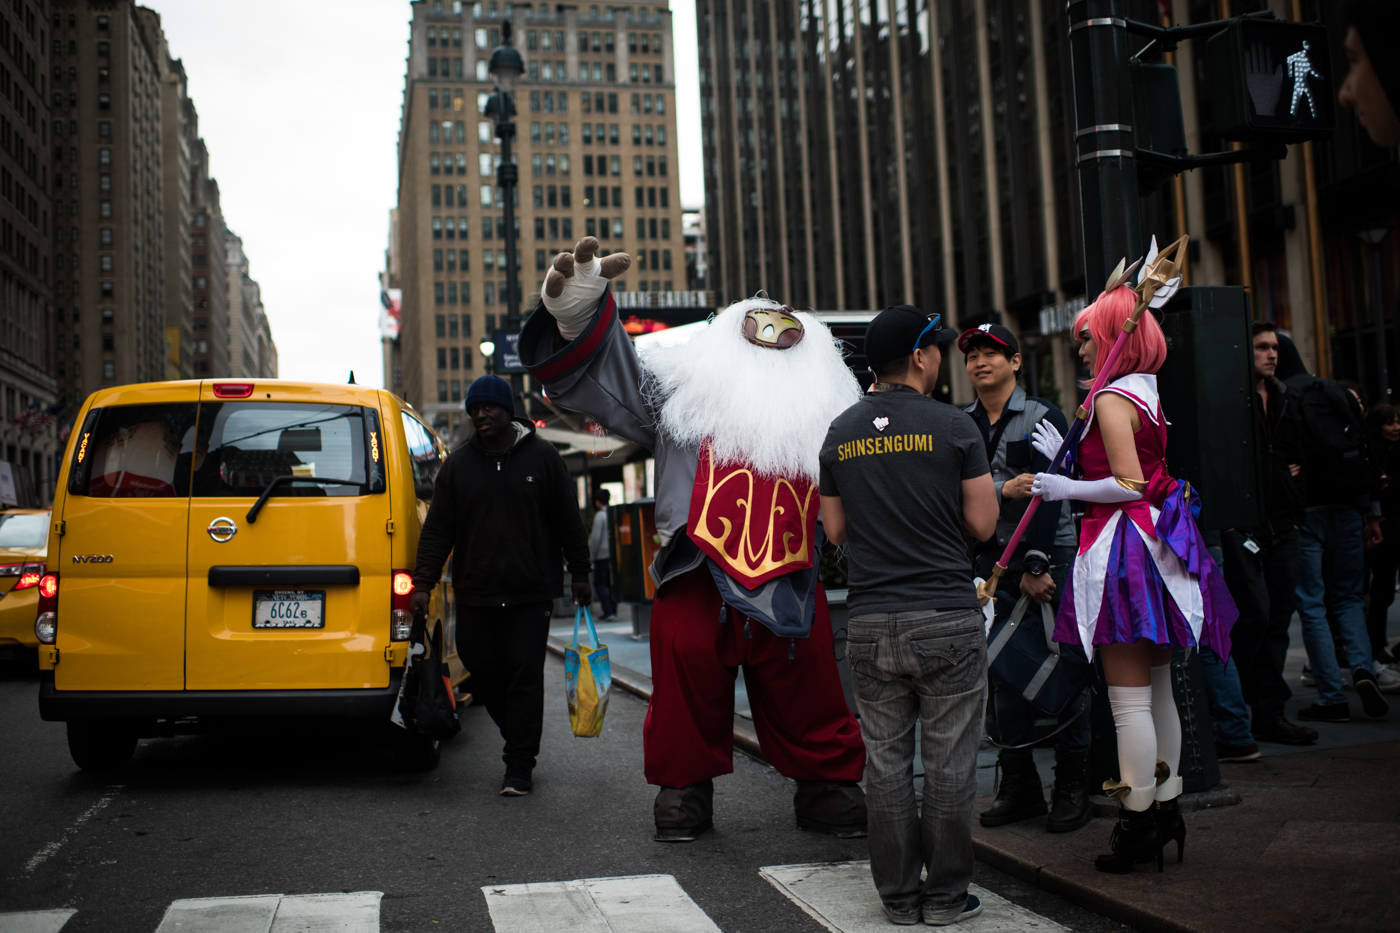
[486,21,524,410]
[479,336,496,376]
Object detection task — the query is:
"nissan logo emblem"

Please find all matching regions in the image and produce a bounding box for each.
[207,517,238,543]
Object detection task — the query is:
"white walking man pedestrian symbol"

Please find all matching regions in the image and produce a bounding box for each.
[1288,41,1322,118]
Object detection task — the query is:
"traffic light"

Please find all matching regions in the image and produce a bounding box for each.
[1207,17,1335,142]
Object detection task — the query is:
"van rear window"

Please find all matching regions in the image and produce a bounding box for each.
[68,404,201,498]
[190,402,371,497]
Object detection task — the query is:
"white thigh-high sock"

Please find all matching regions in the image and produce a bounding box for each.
[1107,684,1157,811]
[1151,664,1183,800]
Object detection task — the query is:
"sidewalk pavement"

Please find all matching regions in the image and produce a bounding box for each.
[974,741,1400,933]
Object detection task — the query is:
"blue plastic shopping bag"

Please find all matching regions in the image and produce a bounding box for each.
[564,605,612,737]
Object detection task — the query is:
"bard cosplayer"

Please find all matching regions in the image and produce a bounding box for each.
[519,237,868,842]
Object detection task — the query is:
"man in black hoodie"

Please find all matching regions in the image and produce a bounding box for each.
[411,374,592,796]
[1221,326,1317,746]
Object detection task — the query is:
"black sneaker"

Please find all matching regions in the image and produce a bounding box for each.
[1353,668,1391,718]
[1298,702,1351,723]
[923,895,982,926]
[500,767,533,796]
[1215,741,1262,762]
[1252,716,1318,746]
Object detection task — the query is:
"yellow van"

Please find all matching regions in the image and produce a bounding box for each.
[36,379,462,771]
[0,508,51,658]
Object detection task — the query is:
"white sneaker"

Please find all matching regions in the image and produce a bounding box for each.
[1301,664,1315,687]
[1375,663,1400,694]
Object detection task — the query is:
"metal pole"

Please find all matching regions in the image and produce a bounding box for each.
[1068,0,1144,295]
[496,94,524,412]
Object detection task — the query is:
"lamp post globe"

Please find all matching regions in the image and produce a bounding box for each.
[479,336,496,375]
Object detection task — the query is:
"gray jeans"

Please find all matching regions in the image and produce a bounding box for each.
[846,607,986,922]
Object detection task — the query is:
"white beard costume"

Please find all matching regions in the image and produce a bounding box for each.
[640,298,861,484]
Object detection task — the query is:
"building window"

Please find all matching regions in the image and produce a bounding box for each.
[101,282,113,298]
[451,380,462,402]
[100,227,113,245]
[99,148,112,165]
[535,249,547,271]
[448,315,459,338]
[450,347,460,370]
[610,155,621,175]
[432,217,442,238]
[534,217,545,238]
[446,249,457,272]
[448,282,458,304]
[659,156,667,176]
[430,89,439,109]
[432,185,442,207]
[435,283,445,304]
[100,254,113,272]
[430,152,441,174]
[102,360,115,380]
[480,185,494,206]
[661,218,670,239]
[438,380,449,402]
[531,154,542,176]
[437,347,448,369]
[430,122,440,143]
[633,156,643,176]
[436,314,447,337]
[98,121,110,138]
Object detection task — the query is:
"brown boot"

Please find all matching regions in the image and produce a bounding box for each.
[794,780,868,838]
[653,779,714,842]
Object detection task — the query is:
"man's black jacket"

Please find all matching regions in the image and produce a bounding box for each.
[412,419,591,606]
[1254,376,1307,532]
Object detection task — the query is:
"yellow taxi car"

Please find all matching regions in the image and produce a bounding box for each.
[0,508,51,659]
[36,379,462,771]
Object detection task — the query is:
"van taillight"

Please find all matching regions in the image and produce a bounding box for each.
[212,382,254,398]
[15,562,46,590]
[35,572,58,645]
[391,570,414,641]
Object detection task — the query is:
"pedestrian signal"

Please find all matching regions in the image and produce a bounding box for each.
[1207,18,1334,142]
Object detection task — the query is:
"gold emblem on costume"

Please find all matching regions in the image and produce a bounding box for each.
[742,305,805,349]
[686,444,818,587]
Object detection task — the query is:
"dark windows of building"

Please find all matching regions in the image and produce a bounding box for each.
[450,347,460,369]
[534,217,545,238]
[448,282,458,304]
[431,152,440,174]
[659,156,666,176]
[102,333,114,351]
[435,249,444,272]
[436,314,446,337]
[98,147,111,164]
[438,380,448,402]
[632,125,641,145]
[430,89,439,108]
[646,156,654,177]
[102,361,114,380]
[636,217,645,239]
[451,380,462,402]
[661,218,670,239]
[610,155,620,175]
[432,185,442,207]
[437,347,448,369]
[98,121,110,138]
[432,217,442,238]
[446,248,457,272]
[456,153,467,175]
[99,227,112,245]
[448,315,459,338]
[459,248,469,270]
[536,249,547,271]
[434,282,445,304]
[660,187,668,208]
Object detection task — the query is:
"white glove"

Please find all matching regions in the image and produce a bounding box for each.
[1032,473,1144,504]
[541,256,606,341]
[1030,418,1065,463]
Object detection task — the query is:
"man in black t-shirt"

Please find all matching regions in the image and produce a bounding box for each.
[819,305,997,927]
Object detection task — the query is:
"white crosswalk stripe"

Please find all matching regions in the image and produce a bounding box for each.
[482,874,722,933]
[153,893,382,933]
[0,910,77,933]
[761,862,1073,933]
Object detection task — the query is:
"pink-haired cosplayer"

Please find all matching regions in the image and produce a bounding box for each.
[1030,283,1236,874]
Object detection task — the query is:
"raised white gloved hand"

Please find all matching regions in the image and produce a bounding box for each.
[1030,418,1065,463]
[542,236,632,341]
[1032,473,1144,504]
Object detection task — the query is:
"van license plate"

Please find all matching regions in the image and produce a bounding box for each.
[252,590,325,629]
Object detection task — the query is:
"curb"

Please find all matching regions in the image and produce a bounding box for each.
[544,635,764,760]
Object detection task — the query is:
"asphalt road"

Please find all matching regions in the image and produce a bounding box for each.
[0,654,1138,933]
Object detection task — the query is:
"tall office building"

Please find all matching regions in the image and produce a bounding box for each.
[0,0,58,503]
[158,52,189,379]
[50,0,168,400]
[391,0,684,436]
[224,228,275,379]
[190,136,228,376]
[697,0,1393,406]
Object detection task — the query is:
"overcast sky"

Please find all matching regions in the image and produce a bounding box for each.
[155,0,704,389]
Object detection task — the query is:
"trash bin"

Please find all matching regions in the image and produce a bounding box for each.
[611,498,659,641]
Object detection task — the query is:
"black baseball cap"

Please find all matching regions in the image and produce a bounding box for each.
[957,323,1020,355]
[864,305,956,367]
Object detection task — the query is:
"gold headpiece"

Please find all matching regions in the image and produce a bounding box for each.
[742,305,805,349]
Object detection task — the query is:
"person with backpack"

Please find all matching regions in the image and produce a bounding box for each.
[958,324,1092,834]
[1275,336,1399,721]
[1218,324,1318,748]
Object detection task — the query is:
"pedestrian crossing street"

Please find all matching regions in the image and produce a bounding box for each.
[0,862,1072,932]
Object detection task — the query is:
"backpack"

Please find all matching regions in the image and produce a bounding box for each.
[1284,374,1379,501]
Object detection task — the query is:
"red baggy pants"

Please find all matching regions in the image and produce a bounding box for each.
[642,565,867,788]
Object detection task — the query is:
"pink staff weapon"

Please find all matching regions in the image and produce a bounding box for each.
[975,234,1189,606]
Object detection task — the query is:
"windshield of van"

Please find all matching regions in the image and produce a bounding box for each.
[69,403,201,498]
[191,402,371,497]
[0,512,48,547]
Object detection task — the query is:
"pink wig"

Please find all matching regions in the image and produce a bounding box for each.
[1072,284,1168,384]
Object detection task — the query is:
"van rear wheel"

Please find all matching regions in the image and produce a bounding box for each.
[66,721,137,772]
[398,733,441,770]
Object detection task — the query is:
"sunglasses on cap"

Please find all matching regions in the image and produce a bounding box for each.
[912,313,943,352]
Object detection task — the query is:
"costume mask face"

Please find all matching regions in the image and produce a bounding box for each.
[742,306,804,349]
